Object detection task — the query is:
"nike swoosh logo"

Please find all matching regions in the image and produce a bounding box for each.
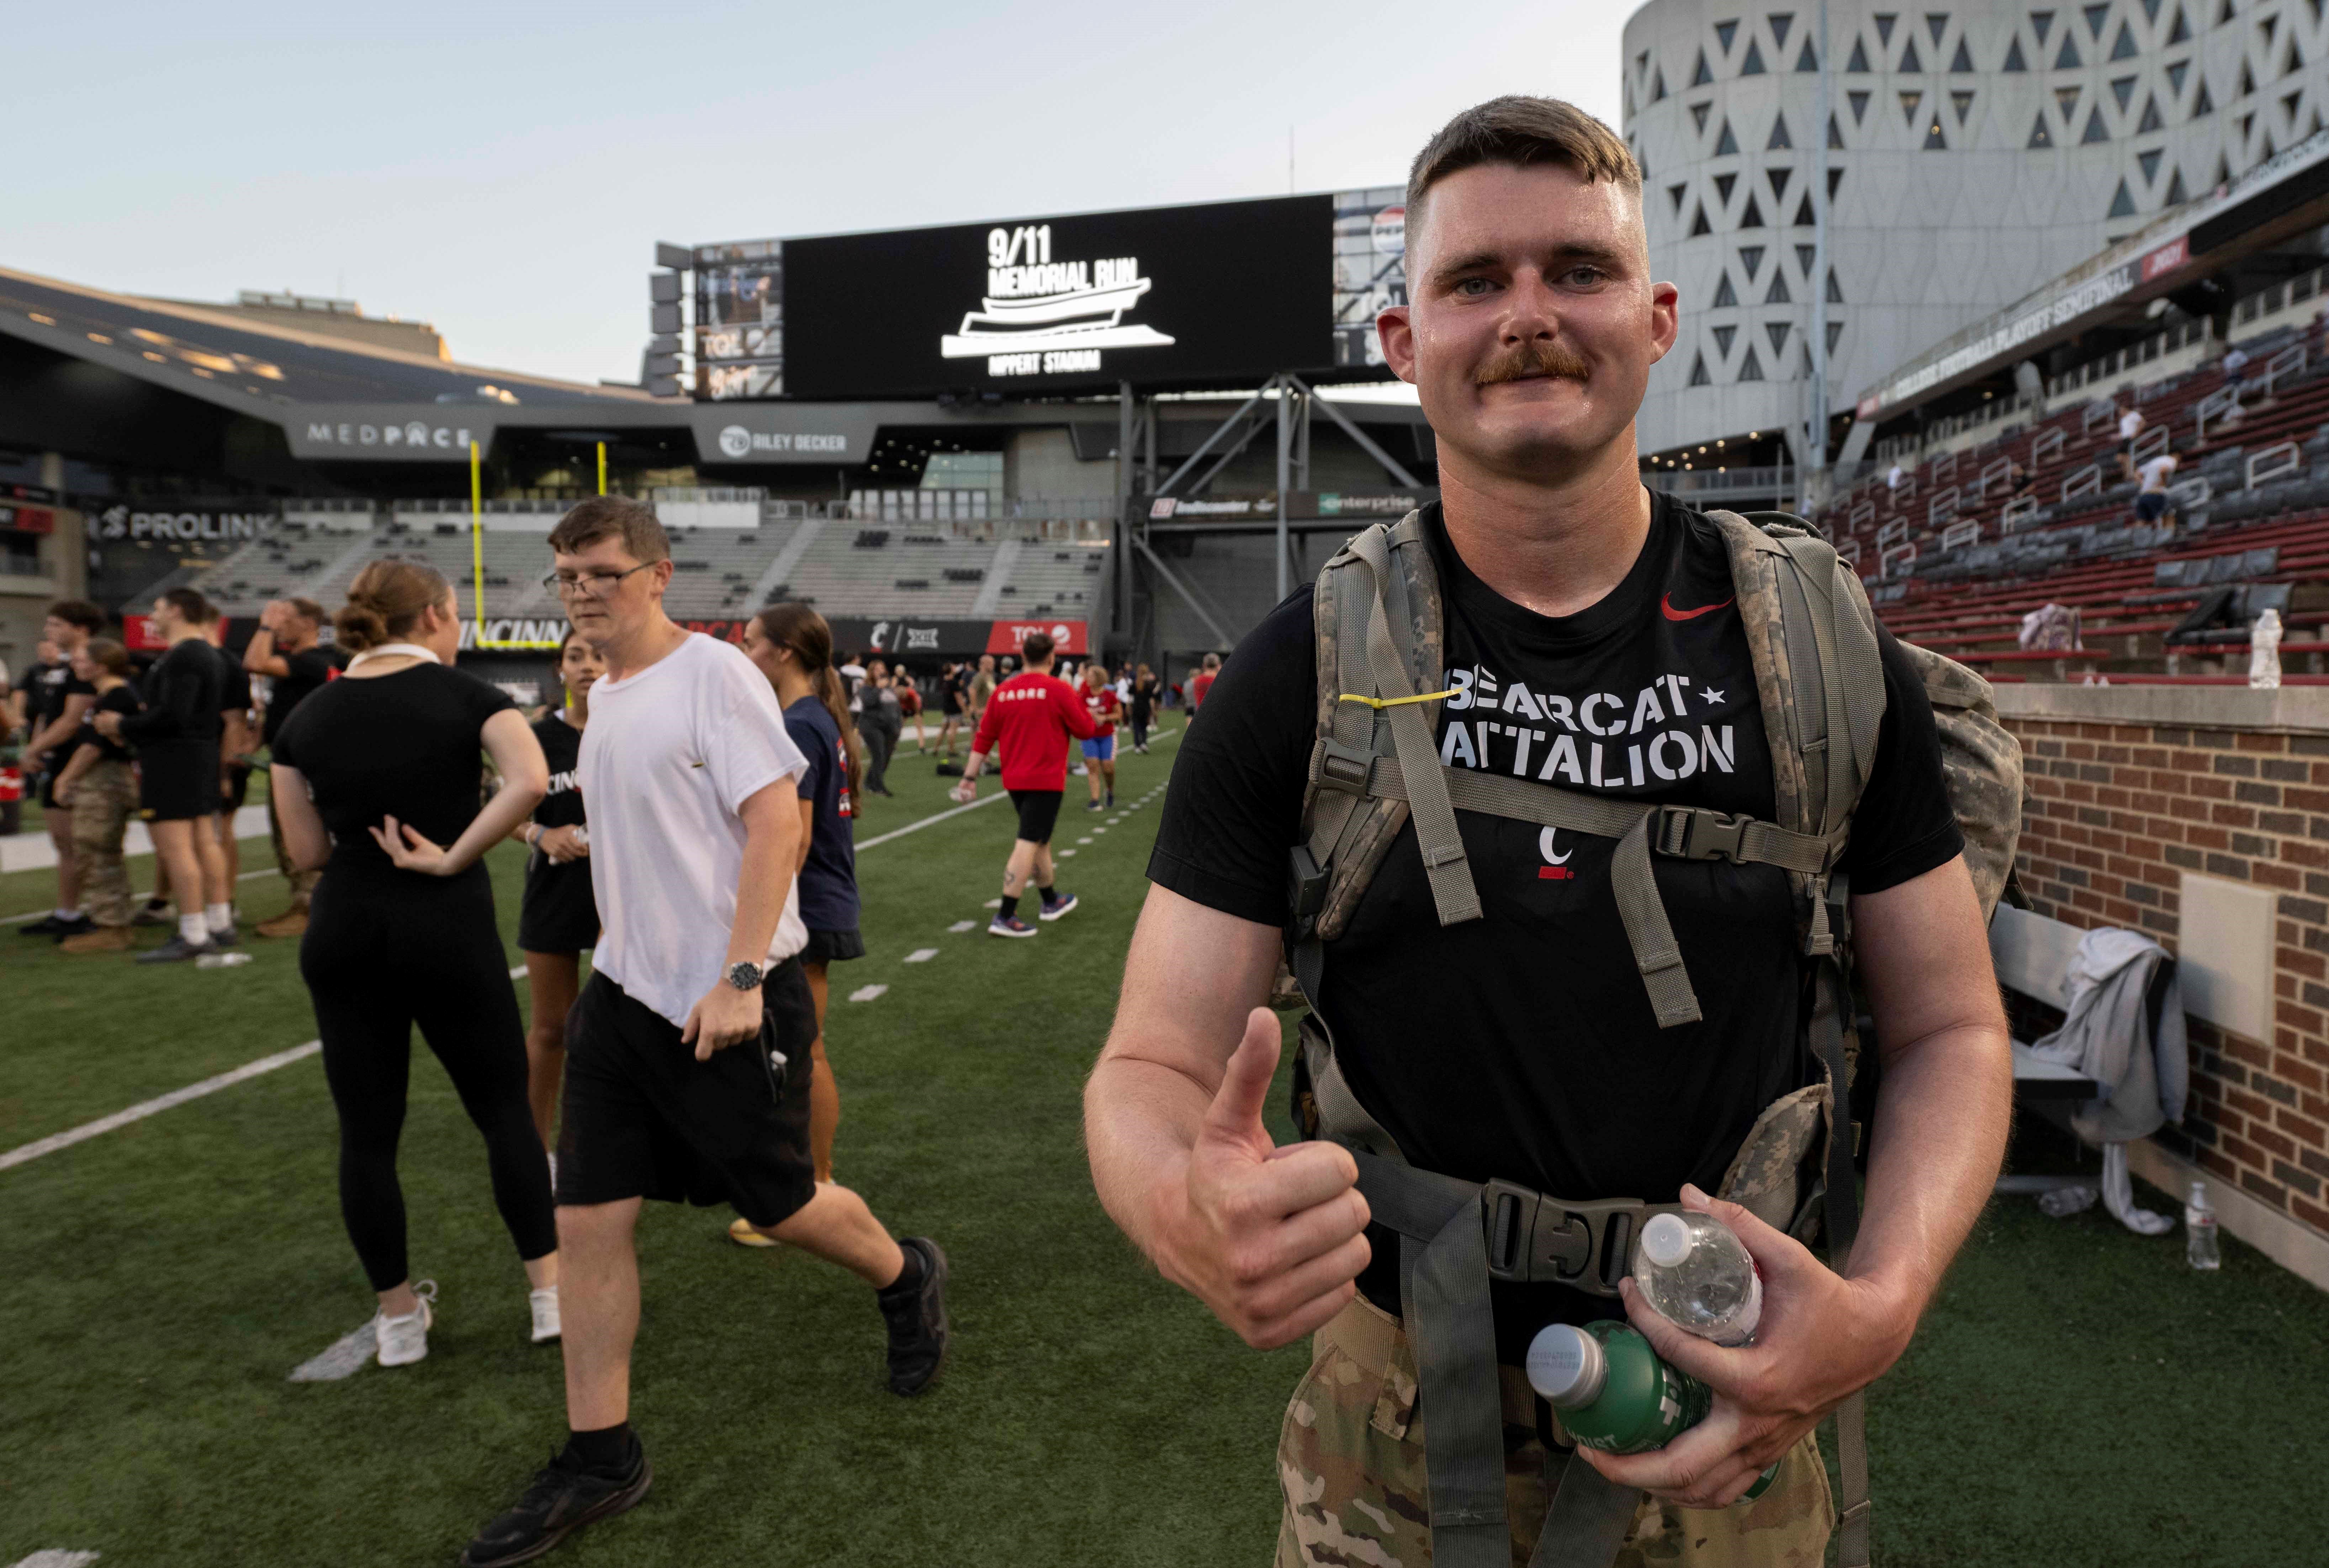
[1661,593,1734,621]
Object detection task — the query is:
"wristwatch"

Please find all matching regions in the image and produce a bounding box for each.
[726,961,765,992]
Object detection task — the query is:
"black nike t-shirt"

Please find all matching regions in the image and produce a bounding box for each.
[264,647,337,745]
[1146,495,1962,1347]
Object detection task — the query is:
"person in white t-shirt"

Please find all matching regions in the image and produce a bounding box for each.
[2135,451,2179,525]
[463,498,948,1568]
[2115,402,2145,480]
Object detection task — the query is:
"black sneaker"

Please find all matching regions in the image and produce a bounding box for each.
[130,902,173,928]
[134,935,214,965]
[879,1237,949,1396]
[208,924,239,948]
[461,1442,652,1567]
[18,914,65,937]
[47,914,96,942]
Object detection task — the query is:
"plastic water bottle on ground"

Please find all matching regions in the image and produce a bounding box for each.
[1632,1211,1762,1346]
[1526,1320,1777,1503]
[2185,1180,2221,1270]
[196,951,254,969]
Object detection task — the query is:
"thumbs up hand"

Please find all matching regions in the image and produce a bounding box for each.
[1159,1008,1373,1349]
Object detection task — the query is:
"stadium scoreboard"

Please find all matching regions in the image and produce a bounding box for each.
[694,187,1407,400]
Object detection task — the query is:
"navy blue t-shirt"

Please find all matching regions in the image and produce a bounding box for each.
[785,695,860,932]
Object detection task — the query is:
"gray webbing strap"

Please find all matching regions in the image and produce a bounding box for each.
[1612,810,1699,1028]
[1528,1449,1643,1568]
[1348,527,1481,928]
[1354,756,1837,875]
[1807,881,1872,1568]
[1304,537,1387,869]
[1353,1150,1510,1568]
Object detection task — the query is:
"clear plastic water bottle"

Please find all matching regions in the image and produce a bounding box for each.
[2250,607,2283,690]
[196,951,254,969]
[1632,1211,1762,1346]
[2185,1180,2221,1270]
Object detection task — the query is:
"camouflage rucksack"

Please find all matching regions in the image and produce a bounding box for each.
[1283,505,2022,1568]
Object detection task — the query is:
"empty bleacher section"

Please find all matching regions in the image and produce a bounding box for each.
[1812,314,2329,679]
[171,488,1125,635]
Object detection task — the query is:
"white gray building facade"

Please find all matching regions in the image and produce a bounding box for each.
[1622,0,2327,457]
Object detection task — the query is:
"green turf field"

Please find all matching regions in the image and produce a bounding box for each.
[5,720,2325,1568]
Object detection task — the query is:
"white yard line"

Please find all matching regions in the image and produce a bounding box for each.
[10,1552,102,1568]
[902,948,938,963]
[2,867,276,926]
[2,750,1177,1171]
[947,920,977,933]
[0,966,526,1172]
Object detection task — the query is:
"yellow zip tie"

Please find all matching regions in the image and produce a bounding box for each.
[1336,687,1457,710]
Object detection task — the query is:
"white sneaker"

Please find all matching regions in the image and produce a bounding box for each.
[376,1279,438,1367]
[529,1285,562,1344]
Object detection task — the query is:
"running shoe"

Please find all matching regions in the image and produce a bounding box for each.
[208,924,239,949]
[1086,799,1104,812]
[1037,892,1078,922]
[461,1439,652,1568]
[376,1280,437,1367]
[529,1286,561,1345]
[879,1238,950,1396]
[47,913,95,942]
[726,1215,780,1248]
[987,914,1038,938]
[18,914,67,936]
[131,900,173,927]
[1105,791,1115,808]
[134,934,215,964]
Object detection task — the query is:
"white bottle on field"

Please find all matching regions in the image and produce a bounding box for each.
[1632,1211,1761,1346]
[2185,1180,2221,1271]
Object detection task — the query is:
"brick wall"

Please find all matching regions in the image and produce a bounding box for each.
[1995,684,2329,1262]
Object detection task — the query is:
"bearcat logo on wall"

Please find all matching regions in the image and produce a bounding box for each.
[782,196,1334,398]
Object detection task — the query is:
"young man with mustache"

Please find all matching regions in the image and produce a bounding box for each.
[1086,97,2010,1567]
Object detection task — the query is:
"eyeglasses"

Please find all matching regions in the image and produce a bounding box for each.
[542,563,655,598]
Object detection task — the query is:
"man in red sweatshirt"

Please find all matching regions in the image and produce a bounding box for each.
[952,630,1099,936]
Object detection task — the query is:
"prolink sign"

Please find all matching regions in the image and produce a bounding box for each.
[92,503,277,542]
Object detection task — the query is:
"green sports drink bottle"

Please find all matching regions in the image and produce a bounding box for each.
[1524,1320,1776,1503]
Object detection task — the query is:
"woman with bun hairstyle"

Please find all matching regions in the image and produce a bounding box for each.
[726,602,863,1247]
[506,626,607,1153]
[269,559,561,1367]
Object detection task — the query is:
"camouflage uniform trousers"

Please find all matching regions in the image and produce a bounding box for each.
[69,759,140,928]
[269,794,319,905]
[1276,1296,1832,1568]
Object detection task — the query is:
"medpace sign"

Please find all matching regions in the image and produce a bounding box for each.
[782,196,1333,398]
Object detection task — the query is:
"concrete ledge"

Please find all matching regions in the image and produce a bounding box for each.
[0,804,272,875]
[1991,682,2329,734]
[2126,1137,2329,1294]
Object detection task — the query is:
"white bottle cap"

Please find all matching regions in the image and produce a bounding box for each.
[1525,1323,1607,1409]
[1640,1212,1694,1269]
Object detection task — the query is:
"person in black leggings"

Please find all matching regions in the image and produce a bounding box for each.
[270,559,559,1368]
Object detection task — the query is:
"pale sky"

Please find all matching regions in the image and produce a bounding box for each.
[13,1,1630,388]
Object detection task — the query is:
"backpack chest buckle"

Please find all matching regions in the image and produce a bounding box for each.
[1657,806,1750,863]
[1481,1181,1652,1296]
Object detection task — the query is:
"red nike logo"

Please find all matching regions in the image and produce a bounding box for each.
[1661,593,1734,621]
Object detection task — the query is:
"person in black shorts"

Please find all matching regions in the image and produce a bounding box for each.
[730,602,865,1237]
[937,658,970,759]
[464,497,946,1568]
[18,600,105,939]
[1128,661,1160,753]
[96,588,228,962]
[271,559,561,1367]
[206,601,257,919]
[510,627,607,1153]
[951,629,1098,937]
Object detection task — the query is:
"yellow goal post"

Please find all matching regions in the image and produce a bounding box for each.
[467,439,591,650]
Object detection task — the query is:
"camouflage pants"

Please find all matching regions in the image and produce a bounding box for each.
[69,760,139,928]
[269,794,319,905]
[1276,1297,1832,1568]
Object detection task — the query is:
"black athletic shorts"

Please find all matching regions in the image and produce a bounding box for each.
[2135,491,2170,522]
[554,963,817,1229]
[139,742,223,822]
[801,926,866,964]
[519,855,601,954]
[220,762,252,813]
[1008,787,1063,845]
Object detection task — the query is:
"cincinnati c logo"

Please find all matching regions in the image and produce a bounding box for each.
[1538,826,1574,881]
